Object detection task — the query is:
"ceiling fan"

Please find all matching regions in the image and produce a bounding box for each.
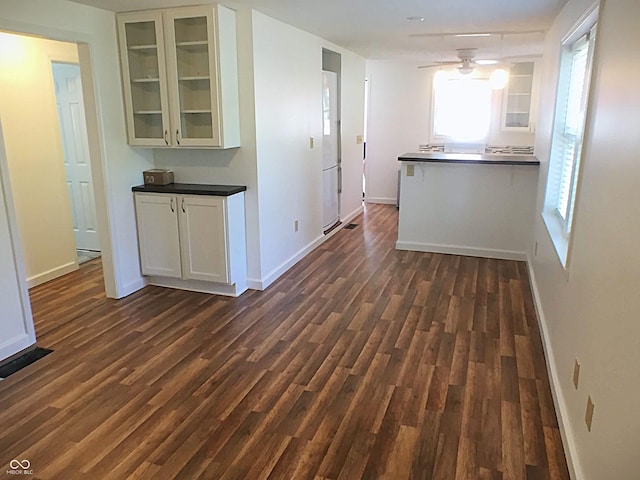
[418,48,499,74]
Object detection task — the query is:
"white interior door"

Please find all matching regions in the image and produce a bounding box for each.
[322,70,340,230]
[52,62,100,252]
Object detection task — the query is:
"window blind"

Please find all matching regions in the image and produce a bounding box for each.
[553,29,595,231]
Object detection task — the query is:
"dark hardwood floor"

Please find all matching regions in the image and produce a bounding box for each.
[0,204,570,479]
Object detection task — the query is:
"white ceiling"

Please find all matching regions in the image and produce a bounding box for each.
[67,0,568,62]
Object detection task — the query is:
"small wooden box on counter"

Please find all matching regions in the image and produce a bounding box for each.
[143,169,174,186]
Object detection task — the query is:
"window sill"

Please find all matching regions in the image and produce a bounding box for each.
[541,209,570,270]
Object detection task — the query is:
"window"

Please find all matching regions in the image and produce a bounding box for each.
[433,76,492,141]
[543,14,597,267]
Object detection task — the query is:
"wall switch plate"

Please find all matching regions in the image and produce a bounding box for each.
[294,220,299,232]
[573,359,580,389]
[356,135,363,144]
[585,396,595,431]
[309,137,314,149]
[534,241,538,257]
[407,164,415,177]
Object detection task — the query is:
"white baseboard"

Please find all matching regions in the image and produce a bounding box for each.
[146,276,247,297]
[0,333,36,364]
[526,258,581,480]
[27,261,78,288]
[365,197,396,205]
[395,241,527,261]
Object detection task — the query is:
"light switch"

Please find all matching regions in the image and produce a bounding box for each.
[407,164,415,177]
[309,137,314,149]
[356,135,364,144]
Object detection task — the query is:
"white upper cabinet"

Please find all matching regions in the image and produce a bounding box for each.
[502,60,540,133]
[117,5,240,148]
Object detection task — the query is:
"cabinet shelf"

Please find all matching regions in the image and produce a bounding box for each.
[131,78,161,83]
[134,110,162,115]
[181,109,212,114]
[128,44,158,50]
[179,76,210,81]
[176,40,208,47]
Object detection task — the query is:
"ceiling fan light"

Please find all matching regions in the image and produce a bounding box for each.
[458,65,474,75]
[490,68,509,89]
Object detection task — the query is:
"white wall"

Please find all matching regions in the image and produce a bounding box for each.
[0,0,154,300]
[251,11,365,287]
[530,0,640,478]
[365,61,536,203]
[0,33,79,287]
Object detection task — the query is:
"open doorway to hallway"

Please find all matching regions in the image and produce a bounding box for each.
[0,32,103,287]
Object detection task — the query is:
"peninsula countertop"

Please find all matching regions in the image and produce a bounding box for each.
[398,152,540,166]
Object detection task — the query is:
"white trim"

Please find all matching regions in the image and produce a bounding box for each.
[0,334,35,365]
[27,261,79,288]
[365,197,396,205]
[526,258,582,480]
[395,241,527,261]
[146,275,247,297]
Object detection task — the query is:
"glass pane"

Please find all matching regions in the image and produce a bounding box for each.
[125,21,157,47]
[134,113,163,139]
[181,113,214,139]
[174,16,208,44]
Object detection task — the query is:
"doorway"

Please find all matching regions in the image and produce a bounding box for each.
[0,32,103,287]
[52,62,101,264]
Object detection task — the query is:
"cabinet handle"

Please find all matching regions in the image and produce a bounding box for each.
[176,130,181,146]
[181,198,186,213]
[170,197,175,212]
[164,130,169,146]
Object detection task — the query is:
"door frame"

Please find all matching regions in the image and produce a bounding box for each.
[0,24,118,299]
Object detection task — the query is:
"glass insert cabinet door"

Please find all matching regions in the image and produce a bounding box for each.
[118,12,172,146]
[165,9,221,147]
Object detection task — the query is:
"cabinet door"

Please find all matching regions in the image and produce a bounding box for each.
[118,12,172,146]
[178,195,229,283]
[502,61,538,132]
[163,7,222,147]
[134,193,181,277]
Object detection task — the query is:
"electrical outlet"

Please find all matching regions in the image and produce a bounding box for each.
[294,220,299,232]
[356,135,364,144]
[309,137,314,149]
[573,358,580,389]
[585,396,595,431]
[407,164,415,177]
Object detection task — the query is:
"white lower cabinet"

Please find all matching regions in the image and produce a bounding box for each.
[134,191,247,296]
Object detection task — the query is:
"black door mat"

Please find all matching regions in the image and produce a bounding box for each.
[344,223,358,230]
[0,347,53,379]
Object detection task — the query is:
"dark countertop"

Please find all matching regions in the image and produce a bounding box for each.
[132,183,247,196]
[398,152,540,166]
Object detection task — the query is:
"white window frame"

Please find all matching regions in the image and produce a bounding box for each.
[542,6,598,269]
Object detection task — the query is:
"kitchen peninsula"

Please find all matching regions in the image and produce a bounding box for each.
[396,152,540,260]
